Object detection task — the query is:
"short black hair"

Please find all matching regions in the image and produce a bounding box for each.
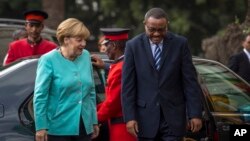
[144,8,168,22]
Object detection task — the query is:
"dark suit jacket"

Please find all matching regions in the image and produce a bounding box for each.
[228,51,250,83]
[121,32,202,138]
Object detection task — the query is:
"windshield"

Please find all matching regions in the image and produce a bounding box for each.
[194,59,250,116]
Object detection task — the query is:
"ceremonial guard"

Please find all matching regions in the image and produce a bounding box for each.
[96,28,136,141]
[4,10,57,65]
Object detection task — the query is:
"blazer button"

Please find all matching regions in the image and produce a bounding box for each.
[78,101,82,104]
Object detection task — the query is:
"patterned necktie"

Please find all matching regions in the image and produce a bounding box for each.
[154,44,161,70]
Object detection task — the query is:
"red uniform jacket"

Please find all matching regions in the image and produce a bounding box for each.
[4,38,57,65]
[98,60,136,141]
[98,61,123,121]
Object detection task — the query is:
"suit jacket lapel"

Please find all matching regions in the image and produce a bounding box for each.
[159,32,172,71]
[142,34,155,69]
[242,52,250,65]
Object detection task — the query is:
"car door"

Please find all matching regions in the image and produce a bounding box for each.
[0,59,37,141]
[193,58,250,141]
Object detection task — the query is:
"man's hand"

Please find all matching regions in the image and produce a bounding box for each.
[91,55,105,69]
[35,129,47,141]
[188,118,202,133]
[126,120,138,137]
[91,124,100,139]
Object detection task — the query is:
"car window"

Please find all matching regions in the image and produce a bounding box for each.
[194,60,250,115]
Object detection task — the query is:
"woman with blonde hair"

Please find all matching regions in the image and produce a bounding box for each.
[34,18,99,141]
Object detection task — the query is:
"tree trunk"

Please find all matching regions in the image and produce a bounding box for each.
[42,0,65,29]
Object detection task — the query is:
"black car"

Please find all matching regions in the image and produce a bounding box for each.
[1,57,250,141]
[188,58,250,141]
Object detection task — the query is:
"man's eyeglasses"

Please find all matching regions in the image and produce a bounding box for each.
[146,26,167,33]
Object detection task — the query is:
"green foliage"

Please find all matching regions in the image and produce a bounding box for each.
[169,9,191,34]
[235,16,240,24]
[242,27,250,35]
[0,0,41,19]
[130,1,144,22]
[195,0,206,5]
[100,0,115,16]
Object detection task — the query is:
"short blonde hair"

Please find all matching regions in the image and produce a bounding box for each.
[56,18,90,45]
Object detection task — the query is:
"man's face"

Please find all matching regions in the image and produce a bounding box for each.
[242,35,250,51]
[99,44,107,53]
[144,17,168,44]
[25,22,44,40]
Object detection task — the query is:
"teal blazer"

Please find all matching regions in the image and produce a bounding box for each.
[34,49,97,135]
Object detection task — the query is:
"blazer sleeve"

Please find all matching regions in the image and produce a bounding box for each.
[121,41,137,122]
[228,55,239,73]
[181,39,202,119]
[33,56,53,131]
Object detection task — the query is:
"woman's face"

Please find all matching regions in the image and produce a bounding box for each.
[66,36,86,57]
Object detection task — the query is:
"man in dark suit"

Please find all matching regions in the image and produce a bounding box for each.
[121,8,203,141]
[228,34,250,84]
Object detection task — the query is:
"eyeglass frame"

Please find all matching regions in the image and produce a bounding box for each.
[145,25,167,33]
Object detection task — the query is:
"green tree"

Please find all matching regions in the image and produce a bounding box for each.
[96,0,246,55]
[0,0,41,19]
[0,0,247,55]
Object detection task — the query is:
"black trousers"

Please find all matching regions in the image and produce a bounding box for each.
[138,108,184,141]
[48,118,91,141]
